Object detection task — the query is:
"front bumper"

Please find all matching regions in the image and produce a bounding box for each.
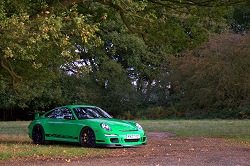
[95,132,147,147]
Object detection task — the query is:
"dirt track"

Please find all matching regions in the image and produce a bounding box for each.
[2,132,250,166]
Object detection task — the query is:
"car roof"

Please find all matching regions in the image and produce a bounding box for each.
[60,104,96,109]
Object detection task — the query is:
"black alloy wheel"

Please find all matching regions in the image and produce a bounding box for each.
[32,125,45,144]
[80,127,96,148]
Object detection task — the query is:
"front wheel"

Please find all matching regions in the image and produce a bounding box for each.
[32,125,45,145]
[79,127,96,148]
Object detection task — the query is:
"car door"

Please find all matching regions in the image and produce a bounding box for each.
[47,107,78,141]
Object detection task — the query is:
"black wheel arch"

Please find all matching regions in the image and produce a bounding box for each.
[32,124,45,145]
[79,126,96,148]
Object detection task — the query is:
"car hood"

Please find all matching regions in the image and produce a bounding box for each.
[83,118,138,131]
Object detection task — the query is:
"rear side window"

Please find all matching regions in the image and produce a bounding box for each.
[45,108,75,119]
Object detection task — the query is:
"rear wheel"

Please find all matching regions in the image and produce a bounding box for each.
[32,125,45,145]
[80,127,96,148]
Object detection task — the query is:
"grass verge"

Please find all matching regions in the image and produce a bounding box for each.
[0,121,108,161]
[138,119,250,143]
[0,120,249,161]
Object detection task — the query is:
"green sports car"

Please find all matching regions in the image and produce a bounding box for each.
[28,105,147,147]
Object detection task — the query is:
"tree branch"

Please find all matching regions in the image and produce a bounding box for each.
[0,56,22,87]
[148,0,247,7]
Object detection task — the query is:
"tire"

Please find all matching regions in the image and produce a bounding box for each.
[32,125,45,145]
[79,127,96,148]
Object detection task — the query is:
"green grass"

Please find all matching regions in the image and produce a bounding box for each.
[0,121,28,136]
[0,121,108,161]
[138,119,250,142]
[0,120,249,161]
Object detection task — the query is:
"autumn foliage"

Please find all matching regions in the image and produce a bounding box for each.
[170,34,250,118]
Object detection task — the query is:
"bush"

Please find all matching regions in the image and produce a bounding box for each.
[145,107,168,119]
[170,34,250,119]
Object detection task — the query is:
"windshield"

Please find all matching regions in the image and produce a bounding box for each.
[73,107,112,119]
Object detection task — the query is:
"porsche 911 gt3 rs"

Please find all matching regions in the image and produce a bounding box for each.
[28,105,147,147]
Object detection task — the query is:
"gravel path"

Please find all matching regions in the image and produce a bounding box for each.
[2,132,250,166]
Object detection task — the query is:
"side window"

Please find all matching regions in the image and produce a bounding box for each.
[61,108,75,120]
[45,108,74,120]
[55,109,64,119]
[45,109,61,119]
[74,107,87,119]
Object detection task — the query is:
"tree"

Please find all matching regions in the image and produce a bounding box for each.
[229,0,250,33]
[1,0,246,86]
[0,0,247,119]
[170,34,250,118]
[0,0,101,86]
[0,0,102,112]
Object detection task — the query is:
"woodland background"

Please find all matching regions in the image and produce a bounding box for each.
[0,0,249,120]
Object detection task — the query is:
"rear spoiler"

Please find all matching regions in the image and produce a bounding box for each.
[28,111,45,120]
[35,113,40,120]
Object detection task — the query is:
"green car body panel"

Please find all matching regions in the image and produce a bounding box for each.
[28,105,147,147]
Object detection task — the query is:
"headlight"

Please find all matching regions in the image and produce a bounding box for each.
[135,123,143,130]
[101,123,111,131]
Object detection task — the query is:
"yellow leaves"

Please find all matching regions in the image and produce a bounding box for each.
[32,62,42,69]
[62,38,69,46]
[65,158,71,163]
[60,35,70,46]
[28,37,37,44]
[3,47,14,58]
[11,19,18,26]
[64,36,69,41]
[42,27,50,34]
[80,26,99,44]
[33,153,40,158]
[64,16,70,20]
[21,15,30,21]
[75,17,83,25]
[102,13,108,20]
[61,50,71,57]
[81,32,89,43]
[41,33,50,40]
